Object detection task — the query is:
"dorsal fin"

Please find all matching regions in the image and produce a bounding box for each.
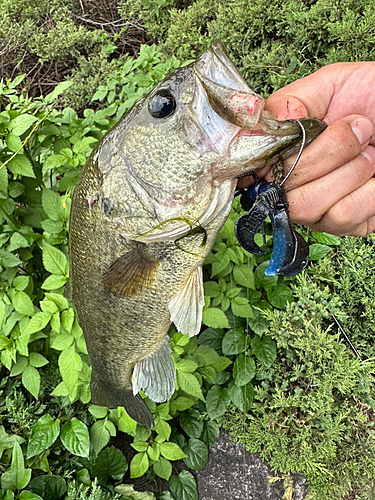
[102,244,159,297]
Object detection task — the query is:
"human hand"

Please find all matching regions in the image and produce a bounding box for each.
[252,63,375,236]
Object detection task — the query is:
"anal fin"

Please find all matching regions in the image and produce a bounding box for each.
[132,337,175,403]
[102,243,159,297]
[168,265,204,337]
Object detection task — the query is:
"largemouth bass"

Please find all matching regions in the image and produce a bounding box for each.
[69,40,325,427]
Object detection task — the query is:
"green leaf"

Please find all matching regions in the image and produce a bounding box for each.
[176,371,204,401]
[247,309,270,335]
[233,264,255,288]
[13,276,29,291]
[222,329,248,355]
[42,189,64,222]
[12,291,34,316]
[228,381,253,412]
[254,261,278,289]
[1,441,31,491]
[0,249,21,268]
[251,335,276,367]
[0,164,8,193]
[26,414,60,459]
[170,471,198,500]
[6,132,23,152]
[7,155,35,178]
[179,409,203,438]
[8,114,38,136]
[7,233,29,252]
[155,419,171,440]
[131,441,149,452]
[44,81,74,103]
[92,446,128,483]
[203,281,221,297]
[0,426,25,460]
[41,275,67,290]
[60,418,89,457]
[26,475,66,500]
[42,242,68,276]
[202,307,230,329]
[159,442,186,460]
[309,243,333,260]
[267,285,293,309]
[115,484,156,500]
[183,438,208,471]
[29,352,48,368]
[311,231,341,246]
[19,491,43,500]
[153,456,172,480]
[175,358,198,373]
[201,420,219,449]
[58,345,82,394]
[23,311,51,335]
[22,365,40,399]
[89,405,108,419]
[130,452,149,478]
[206,385,230,420]
[90,419,110,455]
[233,354,256,386]
[231,296,254,318]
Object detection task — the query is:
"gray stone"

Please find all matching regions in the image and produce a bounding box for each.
[196,430,308,500]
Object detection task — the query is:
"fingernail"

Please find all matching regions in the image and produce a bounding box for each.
[361,145,375,164]
[351,117,373,144]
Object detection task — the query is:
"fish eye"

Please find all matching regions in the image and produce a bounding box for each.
[149,90,176,119]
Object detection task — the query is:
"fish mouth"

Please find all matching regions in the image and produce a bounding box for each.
[194,40,326,173]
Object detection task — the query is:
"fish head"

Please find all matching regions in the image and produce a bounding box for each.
[96,40,326,241]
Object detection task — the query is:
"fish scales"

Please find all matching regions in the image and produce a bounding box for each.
[69,40,326,427]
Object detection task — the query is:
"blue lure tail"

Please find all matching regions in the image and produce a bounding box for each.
[235,176,309,277]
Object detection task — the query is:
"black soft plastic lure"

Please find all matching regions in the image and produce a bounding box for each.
[234,173,309,276]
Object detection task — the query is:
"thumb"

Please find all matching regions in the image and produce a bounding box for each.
[265,94,309,120]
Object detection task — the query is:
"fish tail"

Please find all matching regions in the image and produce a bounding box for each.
[90,378,154,428]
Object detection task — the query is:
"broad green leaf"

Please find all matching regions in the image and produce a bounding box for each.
[58,345,82,393]
[311,231,341,246]
[19,492,43,500]
[254,261,278,289]
[10,355,28,376]
[159,442,186,460]
[44,81,74,103]
[176,371,204,401]
[251,335,276,367]
[131,441,149,452]
[7,233,29,252]
[6,132,23,152]
[179,409,203,438]
[7,155,35,178]
[175,358,198,373]
[8,114,38,136]
[92,446,128,483]
[116,407,137,435]
[231,296,254,318]
[198,328,224,352]
[26,475,66,500]
[202,307,229,329]
[247,309,270,335]
[0,164,8,193]
[12,291,34,316]
[23,311,51,335]
[222,329,248,355]
[13,276,29,291]
[267,285,293,309]
[206,385,230,420]
[203,281,221,297]
[41,275,67,290]
[42,188,63,221]
[0,249,21,268]
[309,243,333,260]
[183,438,208,471]
[89,405,108,419]
[22,365,40,399]
[115,484,156,500]
[1,441,31,491]
[171,396,196,412]
[50,331,74,351]
[233,264,255,289]
[26,414,60,458]
[42,242,68,276]
[29,352,48,368]
[60,418,89,457]
[130,452,149,478]
[154,419,171,440]
[153,456,172,480]
[228,381,253,412]
[233,354,256,386]
[0,426,25,460]
[201,420,219,449]
[90,419,110,454]
[170,471,198,500]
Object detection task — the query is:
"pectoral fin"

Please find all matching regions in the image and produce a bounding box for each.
[265,208,309,276]
[102,244,159,297]
[132,337,175,403]
[169,265,205,337]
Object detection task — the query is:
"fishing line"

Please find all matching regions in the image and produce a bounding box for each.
[279,119,306,187]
